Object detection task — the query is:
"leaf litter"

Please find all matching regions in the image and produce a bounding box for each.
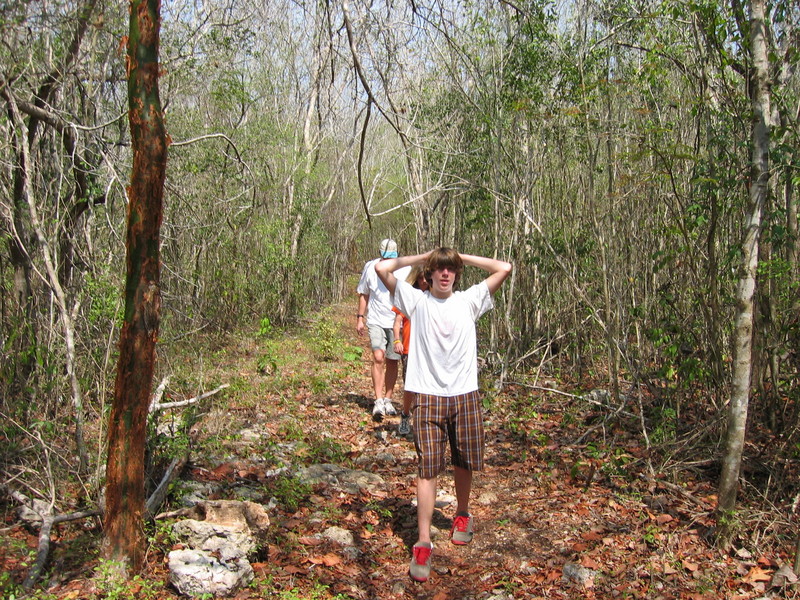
[1,299,795,599]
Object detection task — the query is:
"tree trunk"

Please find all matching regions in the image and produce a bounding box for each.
[717,0,770,542]
[103,0,167,572]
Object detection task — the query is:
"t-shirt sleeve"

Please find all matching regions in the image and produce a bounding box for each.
[465,281,494,320]
[356,261,372,295]
[393,279,421,317]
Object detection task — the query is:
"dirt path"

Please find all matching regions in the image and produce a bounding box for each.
[9,298,765,600]
[241,299,744,600]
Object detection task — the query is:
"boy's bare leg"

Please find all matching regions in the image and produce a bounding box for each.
[416,476,437,544]
[402,391,413,415]
[454,466,473,515]
[371,349,386,400]
[384,358,399,400]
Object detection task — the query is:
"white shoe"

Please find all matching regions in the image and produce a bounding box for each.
[382,398,397,416]
[372,399,385,421]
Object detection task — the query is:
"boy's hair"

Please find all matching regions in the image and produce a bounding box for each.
[424,247,463,287]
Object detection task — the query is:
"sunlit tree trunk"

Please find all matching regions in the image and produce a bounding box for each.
[717,0,770,542]
[103,0,167,572]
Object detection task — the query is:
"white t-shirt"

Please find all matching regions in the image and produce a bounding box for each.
[393,279,494,396]
[357,258,411,328]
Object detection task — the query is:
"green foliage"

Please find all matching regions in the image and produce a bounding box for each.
[304,434,349,466]
[248,573,277,597]
[502,0,557,108]
[715,508,742,544]
[757,256,798,305]
[0,572,20,600]
[278,419,305,441]
[259,316,274,337]
[310,311,362,365]
[363,500,393,520]
[313,318,343,362]
[92,559,165,600]
[342,344,363,363]
[84,267,122,328]
[650,406,677,445]
[275,581,349,600]
[145,403,200,500]
[0,537,36,600]
[494,575,521,595]
[308,374,330,394]
[645,292,713,387]
[261,474,313,513]
[3,8,799,600]
[211,69,251,108]
[569,460,586,480]
[258,339,281,375]
[601,448,634,479]
[258,352,280,375]
[503,394,547,444]
[145,519,178,554]
[147,410,192,461]
[642,523,660,547]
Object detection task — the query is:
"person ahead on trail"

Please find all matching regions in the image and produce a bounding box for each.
[375,248,512,583]
[391,266,429,436]
[356,239,411,420]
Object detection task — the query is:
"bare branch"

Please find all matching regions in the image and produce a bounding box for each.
[144,456,188,519]
[149,383,230,413]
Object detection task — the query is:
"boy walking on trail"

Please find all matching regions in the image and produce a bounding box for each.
[356,239,411,420]
[375,248,512,583]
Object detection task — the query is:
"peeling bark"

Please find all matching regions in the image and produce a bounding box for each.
[103,0,167,573]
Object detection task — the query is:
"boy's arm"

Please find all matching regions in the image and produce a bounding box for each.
[392,311,404,354]
[392,311,403,340]
[460,254,513,295]
[375,251,432,293]
[356,293,368,335]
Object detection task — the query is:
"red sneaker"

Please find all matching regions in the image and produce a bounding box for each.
[409,542,433,582]
[450,512,474,545]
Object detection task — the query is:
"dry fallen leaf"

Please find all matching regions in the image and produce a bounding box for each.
[298,535,323,546]
[743,566,772,583]
[580,557,601,570]
[572,542,589,552]
[770,564,798,588]
[757,555,778,568]
[306,552,342,567]
[656,513,674,524]
[682,559,699,572]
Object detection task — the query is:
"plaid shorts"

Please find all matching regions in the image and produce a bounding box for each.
[412,390,484,479]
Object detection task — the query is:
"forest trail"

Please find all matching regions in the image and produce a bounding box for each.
[7,297,775,600]
[186,296,751,600]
